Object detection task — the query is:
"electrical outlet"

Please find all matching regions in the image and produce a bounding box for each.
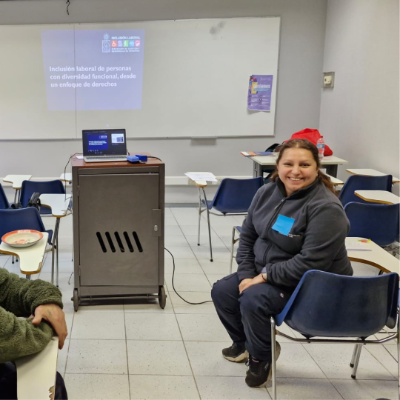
[323,72,335,88]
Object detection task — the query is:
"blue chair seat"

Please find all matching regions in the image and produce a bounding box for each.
[345,202,399,247]
[269,270,399,399]
[339,175,392,206]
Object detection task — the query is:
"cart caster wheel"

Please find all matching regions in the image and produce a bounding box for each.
[158,286,167,309]
[72,289,79,312]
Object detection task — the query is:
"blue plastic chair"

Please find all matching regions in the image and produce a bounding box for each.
[345,202,399,247]
[339,175,392,206]
[0,183,10,209]
[269,270,399,400]
[0,208,54,280]
[197,177,263,261]
[20,180,65,215]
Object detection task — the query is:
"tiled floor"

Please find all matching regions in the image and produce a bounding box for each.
[1,207,398,400]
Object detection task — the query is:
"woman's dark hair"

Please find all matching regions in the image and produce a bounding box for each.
[269,139,335,194]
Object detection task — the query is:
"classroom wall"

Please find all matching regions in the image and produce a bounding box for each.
[0,0,327,203]
[320,0,399,195]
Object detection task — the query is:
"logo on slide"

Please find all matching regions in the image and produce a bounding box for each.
[123,40,129,47]
[129,41,135,47]
[111,40,117,48]
[135,40,141,47]
[102,40,111,53]
[118,40,123,47]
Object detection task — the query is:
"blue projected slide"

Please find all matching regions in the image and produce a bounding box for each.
[41,29,145,111]
[88,134,109,150]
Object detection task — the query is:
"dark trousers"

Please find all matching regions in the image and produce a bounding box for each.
[211,273,291,361]
[0,362,68,400]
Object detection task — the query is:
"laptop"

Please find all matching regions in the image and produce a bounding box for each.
[82,129,128,163]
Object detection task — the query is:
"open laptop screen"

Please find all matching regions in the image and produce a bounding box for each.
[82,129,127,156]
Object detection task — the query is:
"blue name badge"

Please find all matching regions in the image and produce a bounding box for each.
[272,214,295,236]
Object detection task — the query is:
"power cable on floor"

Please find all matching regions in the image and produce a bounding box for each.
[165,247,213,305]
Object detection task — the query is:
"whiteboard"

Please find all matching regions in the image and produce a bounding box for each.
[0,17,280,140]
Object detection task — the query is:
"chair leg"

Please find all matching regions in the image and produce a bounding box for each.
[351,344,362,379]
[51,244,55,285]
[397,313,399,400]
[202,188,213,262]
[197,188,202,246]
[270,316,277,400]
[230,227,236,274]
[349,344,358,367]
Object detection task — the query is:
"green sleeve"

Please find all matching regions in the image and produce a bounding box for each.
[0,268,63,362]
[0,268,63,316]
[0,309,54,363]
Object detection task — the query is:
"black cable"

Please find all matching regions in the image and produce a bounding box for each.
[66,0,70,15]
[63,153,79,200]
[148,156,162,161]
[164,247,213,305]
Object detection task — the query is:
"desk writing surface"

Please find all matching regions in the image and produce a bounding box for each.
[40,194,72,218]
[0,232,48,275]
[346,237,399,275]
[346,168,400,183]
[355,190,400,205]
[3,175,32,189]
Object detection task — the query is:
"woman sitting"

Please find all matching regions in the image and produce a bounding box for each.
[211,139,352,388]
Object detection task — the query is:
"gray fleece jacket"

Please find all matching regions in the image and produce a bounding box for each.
[236,178,353,289]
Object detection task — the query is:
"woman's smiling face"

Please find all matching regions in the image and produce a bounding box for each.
[277,148,319,196]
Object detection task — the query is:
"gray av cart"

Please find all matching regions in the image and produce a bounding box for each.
[71,156,165,311]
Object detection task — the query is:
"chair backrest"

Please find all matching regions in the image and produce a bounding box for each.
[339,175,392,206]
[0,183,10,209]
[0,208,46,239]
[20,180,65,214]
[211,177,263,214]
[276,270,399,339]
[345,202,399,246]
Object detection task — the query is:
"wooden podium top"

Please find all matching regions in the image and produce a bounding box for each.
[71,153,164,169]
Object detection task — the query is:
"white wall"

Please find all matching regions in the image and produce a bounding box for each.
[0,0,327,203]
[320,0,399,194]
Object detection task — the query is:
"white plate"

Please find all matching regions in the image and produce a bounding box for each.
[1,230,43,248]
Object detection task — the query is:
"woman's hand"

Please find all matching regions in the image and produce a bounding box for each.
[239,274,265,294]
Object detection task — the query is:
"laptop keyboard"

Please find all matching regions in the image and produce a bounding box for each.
[85,156,127,162]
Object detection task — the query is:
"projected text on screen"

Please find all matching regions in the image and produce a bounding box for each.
[41,29,145,111]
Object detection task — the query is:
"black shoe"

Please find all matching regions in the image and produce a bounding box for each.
[222,342,249,363]
[245,342,281,388]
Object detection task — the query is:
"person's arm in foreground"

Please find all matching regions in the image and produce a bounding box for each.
[0,269,67,363]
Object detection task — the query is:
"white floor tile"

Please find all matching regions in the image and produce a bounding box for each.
[125,313,182,340]
[177,314,230,342]
[266,378,343,399]
[65,374,130,400]
[66,339,128,374]
[195,376,269,399]
[303,343,394,380]
[169,291,214,314]
[71,311,125,339]
[164,257,203,274]
[331,378,398,399]
[165,273,211,292]
[129,375,200,399]
[127,340,191,375]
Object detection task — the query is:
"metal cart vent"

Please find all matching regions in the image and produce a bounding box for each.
[96,231,143,253]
